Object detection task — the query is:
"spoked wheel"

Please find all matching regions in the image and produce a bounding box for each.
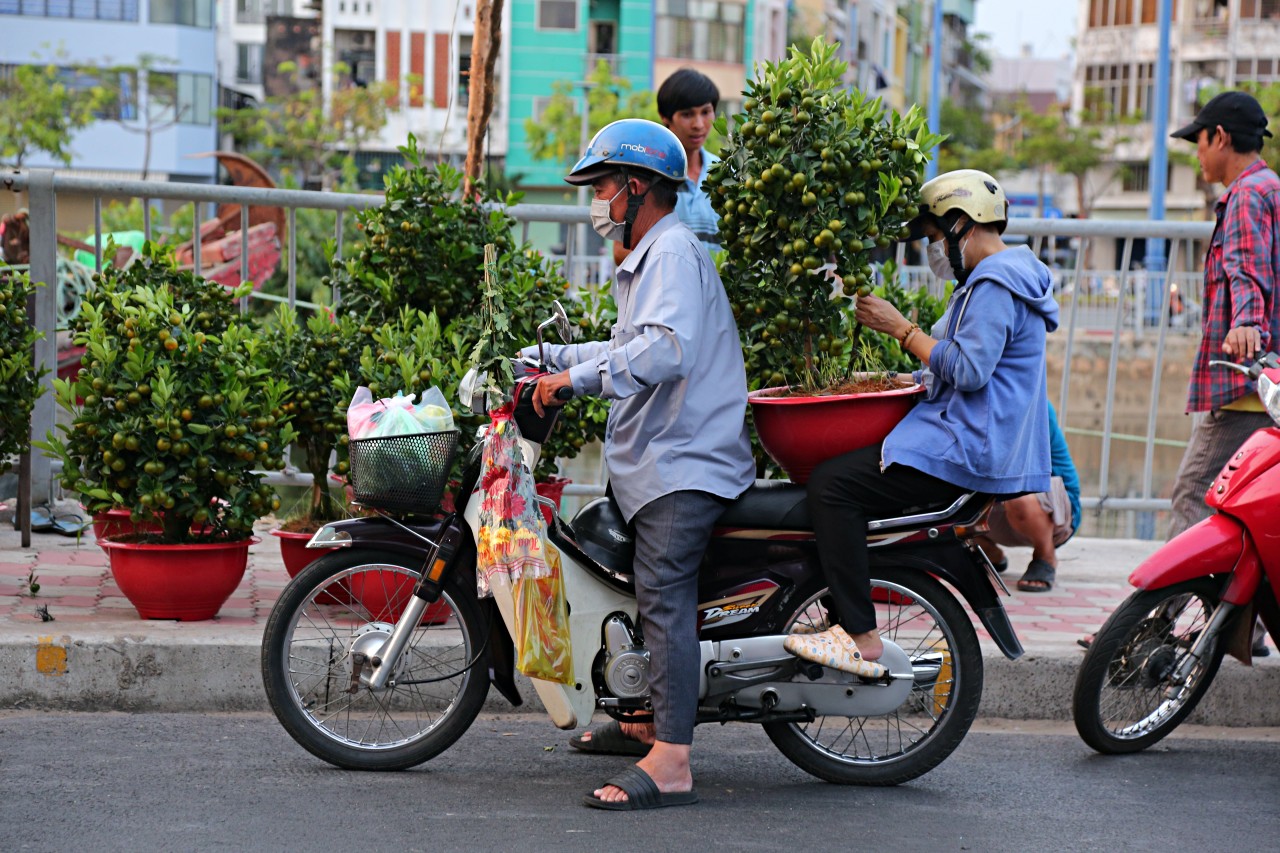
[261,548,489,770]
[1073,578,1225,754]
[764,567,983,786]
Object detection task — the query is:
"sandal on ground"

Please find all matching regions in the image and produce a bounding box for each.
[991,557,1009,574]
[1253,640,1270,658]
[49,510,88,537]
[15,504,55,533]
[583,765,698,811]
[1017,559,1056,593]
[1077,634,1093,650]
[569,720,652,757]
[783,625,887,678]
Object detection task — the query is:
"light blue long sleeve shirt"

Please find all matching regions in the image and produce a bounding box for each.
[888,246,1061,495]
[674,147,721,254]
[527,213,754,521]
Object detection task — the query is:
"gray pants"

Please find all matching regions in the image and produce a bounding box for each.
[1168,408,1273,539]
[630,490,725,745]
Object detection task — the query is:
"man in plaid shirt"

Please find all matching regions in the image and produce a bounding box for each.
[1168,93,1279,640]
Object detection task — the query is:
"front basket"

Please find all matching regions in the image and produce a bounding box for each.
[347,430,460,514]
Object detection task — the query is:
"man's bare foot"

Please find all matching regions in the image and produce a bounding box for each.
[592,742,692,804]
[847,628,883,661]
[577,719,655,747]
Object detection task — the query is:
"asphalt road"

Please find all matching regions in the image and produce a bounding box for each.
[3,712,1278,853]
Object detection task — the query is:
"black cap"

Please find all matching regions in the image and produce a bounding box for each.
[1170,90,1274,142]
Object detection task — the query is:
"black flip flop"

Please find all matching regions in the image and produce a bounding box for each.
[569,720,651,757]
[1017,559,1056,593]
[992,557,1009,574]
[583,765,698,811]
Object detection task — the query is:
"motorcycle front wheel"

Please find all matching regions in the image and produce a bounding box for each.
[261,548,490,770]
[763,566,983,786]
[1072,577,1225,754]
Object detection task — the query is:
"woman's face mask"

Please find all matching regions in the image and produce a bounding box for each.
[927,239,953,280]
[590,184,628,242]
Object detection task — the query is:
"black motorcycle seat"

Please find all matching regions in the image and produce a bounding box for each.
[716,480,991,532]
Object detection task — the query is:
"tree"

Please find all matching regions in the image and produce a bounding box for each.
[523,60,657,166]
[0,63,105,167]
[936,98,1014,176]
[1017,107,1107,218]
[218,63,398,188]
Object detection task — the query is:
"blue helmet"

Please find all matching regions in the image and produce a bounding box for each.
[564,119,687,186]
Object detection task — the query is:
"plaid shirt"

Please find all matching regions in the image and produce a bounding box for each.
[1187,159,1280,412]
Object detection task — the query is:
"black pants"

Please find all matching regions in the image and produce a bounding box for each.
[807,444,967,634]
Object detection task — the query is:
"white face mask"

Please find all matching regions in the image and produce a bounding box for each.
[590,184,628,242]
[927,239,953,280]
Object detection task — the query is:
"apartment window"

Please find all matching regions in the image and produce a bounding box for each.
[538,0,576,30]
[457,35,472,110]
[1084,63,1134,120]
[655,0,745,64]
[150,0,213,27]
[1133,62,1154,118]
[148,71,213,125]
[2,63,137,119]
[1241,0,1280,18]
[0,0,139,17]
[1122,160,1173,193]
[1236,57,1280,84]
[235,43,263,84]
[531,95,554,122]
[236,0,289,24]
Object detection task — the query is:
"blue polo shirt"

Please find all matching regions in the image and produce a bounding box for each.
[674,147,721,255]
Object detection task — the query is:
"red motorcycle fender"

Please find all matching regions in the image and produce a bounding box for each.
[1128,514,1262,604]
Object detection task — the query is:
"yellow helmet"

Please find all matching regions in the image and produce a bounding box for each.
[905,169,1008,239]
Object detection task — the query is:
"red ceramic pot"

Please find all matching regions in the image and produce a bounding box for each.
[534,476,572,527]
[271,528,349,605]
[748,383,924,484]
[90,508,164,550]
[346,569,452,626]
[100,536,257,621]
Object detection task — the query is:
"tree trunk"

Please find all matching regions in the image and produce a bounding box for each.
[463,0,505,198]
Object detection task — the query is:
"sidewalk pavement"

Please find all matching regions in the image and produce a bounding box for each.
[3,502,1278,726]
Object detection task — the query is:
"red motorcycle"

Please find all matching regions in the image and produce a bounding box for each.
[1073,352,1280,753]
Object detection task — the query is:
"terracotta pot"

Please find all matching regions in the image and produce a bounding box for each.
[534,476,572,527]
[748,383,924,484]
[346,569,452,625]
[271,528,349,605]
[100,536,257,621]
[90,508,164,550]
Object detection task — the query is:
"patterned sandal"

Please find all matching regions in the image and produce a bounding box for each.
[783,625,887,678]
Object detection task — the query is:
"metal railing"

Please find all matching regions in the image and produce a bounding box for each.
[6,169,1220,539]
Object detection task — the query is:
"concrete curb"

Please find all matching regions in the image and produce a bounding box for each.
[7,632,1280,727]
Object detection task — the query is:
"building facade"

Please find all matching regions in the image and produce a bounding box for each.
[0,0,219,183]
[506,0,788,194]
[1073,0,1280,267]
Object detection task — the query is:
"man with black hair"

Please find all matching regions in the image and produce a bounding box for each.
[613,67,721,264]
[1166,90,1279,655]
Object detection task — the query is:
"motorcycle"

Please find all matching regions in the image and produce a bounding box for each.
[261,303,1024,786]
[1073,352,1280,754]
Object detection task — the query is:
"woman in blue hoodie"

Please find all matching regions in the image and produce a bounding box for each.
[785,169,1061,676]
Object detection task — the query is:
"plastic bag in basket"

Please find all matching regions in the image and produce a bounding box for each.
[474,403,573,684]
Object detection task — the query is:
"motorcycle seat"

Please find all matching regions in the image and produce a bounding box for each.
[716,479,992,533]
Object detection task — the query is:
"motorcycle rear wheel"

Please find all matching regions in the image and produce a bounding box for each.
[261,548,489,770]
[1072,577,1225,754]
[764,567,983,786]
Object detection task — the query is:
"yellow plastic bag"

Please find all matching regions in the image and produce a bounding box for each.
[513,543,573,685]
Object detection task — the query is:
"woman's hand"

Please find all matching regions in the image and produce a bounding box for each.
[855,292,912,339]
